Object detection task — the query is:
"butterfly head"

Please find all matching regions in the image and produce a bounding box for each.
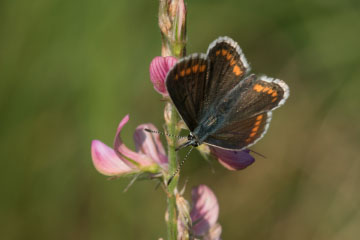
[175,133,200,151]
[187,133,200,147]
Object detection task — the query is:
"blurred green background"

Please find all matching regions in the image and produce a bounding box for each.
[1,0,359,239]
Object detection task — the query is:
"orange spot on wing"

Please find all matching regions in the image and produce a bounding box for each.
[272,92,278,97]
[252,126,259,132]
[230,59,236,66]
[253,84,264,92]
[180,69,185,77]
[199,64,206,72]
[256,115,263,121]
[216,50,220,56]
[192,64,199,73]
[247,114,265,142]
[186,68,191,75]
[263,87,270,92]
[175,74,179,80]
[222,49,228,56]
[226,53,232,60]
[233,65,243,76]
[267,89,273,94]
[272,97,277,102]
[246,115,264,142]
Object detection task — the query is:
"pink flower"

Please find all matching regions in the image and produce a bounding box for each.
[196,144,255,171]
[210,147,255,171]
[91,115,168,176]
[190,185,221,239]
[91,140,134,176]
[149,56,177,96]
[177,185,222,240]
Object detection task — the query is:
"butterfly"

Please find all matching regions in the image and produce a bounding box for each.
[166,36,289,151]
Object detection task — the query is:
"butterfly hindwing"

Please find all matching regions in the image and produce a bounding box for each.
[166,53,210,131]
[204,112,272,150]
[226,74,289,123]
[202,75,289,150]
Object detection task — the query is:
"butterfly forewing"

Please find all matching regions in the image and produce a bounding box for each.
[204,37,250,109]
[166,54,210,131]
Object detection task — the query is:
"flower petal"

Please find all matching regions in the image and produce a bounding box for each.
[211,147,255,170]
[176,193,191,240]
[175,0,186,38]
[91,140,134,176]
[204,223,222,240]
[134,124,168,168]
[113,115,154,166]
[149,56,177,96]
[190,185,219,236]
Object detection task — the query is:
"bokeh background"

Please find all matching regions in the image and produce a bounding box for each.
[1,0,359,239]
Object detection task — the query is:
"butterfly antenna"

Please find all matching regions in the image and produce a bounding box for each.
[144,128,187,139]
[167,146,194,185]
[249,149,267,159]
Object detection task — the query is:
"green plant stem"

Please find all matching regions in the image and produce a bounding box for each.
[159,0,186,238]
[166,105,179,240]
[164,27,185,240]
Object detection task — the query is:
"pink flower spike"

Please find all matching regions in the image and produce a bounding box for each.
[211,147,255,171]
[149,56,177,96]
[190,185,219,237]
[114,115,154,167]
[134,124,168,169]
[91,140,134,176]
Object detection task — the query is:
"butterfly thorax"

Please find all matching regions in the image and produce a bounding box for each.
[193,105,229,142]
[187,133,200,147]
[193,85,242,142]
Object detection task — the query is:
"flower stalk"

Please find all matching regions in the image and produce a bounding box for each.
[166,103,180,240]
[158,1,187,239]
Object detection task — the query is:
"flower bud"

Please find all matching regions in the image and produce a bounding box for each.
[149,56,177,96]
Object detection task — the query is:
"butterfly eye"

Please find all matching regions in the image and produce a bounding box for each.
[187,134,193,141]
